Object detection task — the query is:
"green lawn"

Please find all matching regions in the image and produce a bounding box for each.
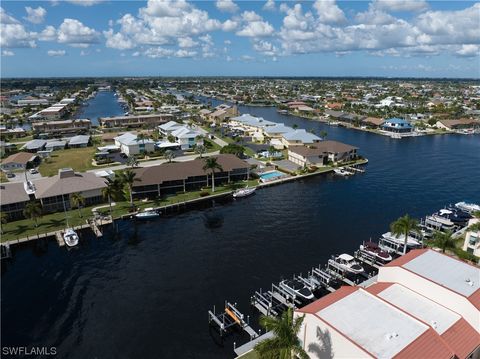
[1,179,260,243]
[39,147,97,176]
[0,171,8,183]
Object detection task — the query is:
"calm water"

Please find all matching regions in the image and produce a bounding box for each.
[2,101,480,359]
[74,91,125,125]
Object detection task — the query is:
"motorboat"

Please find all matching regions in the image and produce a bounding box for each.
[329,254,364,274]
[379,232,421,255]
[280,279,314,300]
[64,228,79,247]
[435,209,470,226]
[233,187,256,198]
[425,215,455,231]
[135,208,160,220]
[455,201,480,214]
[429,213,455,227]
[328,121,339,126]
[360,241,392,262]
[333,168,352,176]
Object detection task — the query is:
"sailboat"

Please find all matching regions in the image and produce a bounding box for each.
[62,196,79,247]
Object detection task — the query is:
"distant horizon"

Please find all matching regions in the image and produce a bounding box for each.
[1,1,479,78]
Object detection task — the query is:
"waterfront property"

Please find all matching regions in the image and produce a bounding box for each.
[32,119,91,136]
[158,121,203,149]
[0,182,31,220]
[287,141,358,167]
[436,119,480,131]
[33,168,107,213]
[281,129,322,147]
[132,154,250,198]
[1,152,40,171]
[296,249,480,359]
[99,113,173,129]
[114,132,155,156]
[68,135,91,148]
[381,118,414,134]
[463,228,480,256]
[208,104,238,122]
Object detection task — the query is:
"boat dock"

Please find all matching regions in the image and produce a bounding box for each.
[1,244,11,259]
[208,302,259,340]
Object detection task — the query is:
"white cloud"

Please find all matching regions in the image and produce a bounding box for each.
[313,0,346,24]
[2,50,14,56]
[224,39,232,45]
[253,40,278,56]
[104,29,135,50]
[39,25,57,41]
[372,0,429,13]
[216,0,239,13]
[263,0,276,12]
[241,55,254,61]
[178,37,198,48]
[65,0,104,6]
[175,49,197,57]
[25,6,46,24]
[236,11,275,37]
[57,18,100,47]
[0,8,37,48]
[456,44,480,57]
[47,49,66,56]
[222,19,239,31]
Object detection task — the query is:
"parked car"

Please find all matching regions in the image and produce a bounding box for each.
[6,172,15,178]
[29,168,39,174]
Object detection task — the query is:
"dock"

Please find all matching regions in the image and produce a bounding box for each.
[1,244,11,259]
[55,231,65,247]
[208,302,259,340]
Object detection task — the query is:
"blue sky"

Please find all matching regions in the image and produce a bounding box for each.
[1,0,479,78]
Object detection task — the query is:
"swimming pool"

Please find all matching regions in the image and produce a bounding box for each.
[259,170,287,181]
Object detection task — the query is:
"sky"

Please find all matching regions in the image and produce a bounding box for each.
[1,0,479,78]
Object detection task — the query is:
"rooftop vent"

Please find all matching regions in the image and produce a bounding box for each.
[59,168,75,178]
[431,320,438,329]
[385,333,399,340]
[465,278,475,287]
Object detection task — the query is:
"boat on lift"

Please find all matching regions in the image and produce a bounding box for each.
[329,254,364,274]
[359,241,392,262]
[279,279,315,300]
[63,228,79,247]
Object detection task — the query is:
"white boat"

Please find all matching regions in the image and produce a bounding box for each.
[360,241,392,262]
[333,168,352,176]
[64,228,79,247]
[328,121,339,126]
[280,279,314,300]
[135,208,160,220]
[330,254,364,274]
[429,213,455,227]
[233,187,256,198]
[381,232,421,247]
[455,201,480,214]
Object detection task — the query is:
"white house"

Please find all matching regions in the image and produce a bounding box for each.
[170,126,203,150]
[281,129,321,147]
[158,120,184,136]
[114,132,155,156]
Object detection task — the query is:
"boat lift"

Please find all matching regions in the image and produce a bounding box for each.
[354,249,381,269]
[208,301,259,340]
[326,259,356,286]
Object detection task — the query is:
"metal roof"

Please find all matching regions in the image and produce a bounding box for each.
[402,250,479,297]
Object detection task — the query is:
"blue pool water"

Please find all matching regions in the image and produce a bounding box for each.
[259,170,286,180]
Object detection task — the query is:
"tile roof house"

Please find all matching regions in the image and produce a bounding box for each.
[1,152,40,171]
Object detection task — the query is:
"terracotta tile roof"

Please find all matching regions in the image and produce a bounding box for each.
[365,282,394,295]
[297,286,358,314]
[394,328,454,359]
[442,318,480,358]
[384,248,429,267]
[468,288,480,311]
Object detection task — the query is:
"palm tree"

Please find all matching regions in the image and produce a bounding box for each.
[23,200,42,228]
[202,157,223,192]
[432,230,455,253]
[71,192,85,218]
[165,150,175,163]
[390,214,420,255]
[126,155,139,168]
[0,212,8,235]
[102,181,116,218]
[195,144,206,158]
[268,145,276,161]
[118,169,139,209]
[254,307,309,359]
[136,133,148,153]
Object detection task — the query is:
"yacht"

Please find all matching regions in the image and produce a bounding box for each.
[233,187,256,198]
[135,208,160,220]
[379,232,421,255]
[359,241,392,262]
[455,201,480,214]
[435,209,469,226]
[279,279,314,300]
[329,254,364,274]
[425,215,455,231]
[63,228,79,247]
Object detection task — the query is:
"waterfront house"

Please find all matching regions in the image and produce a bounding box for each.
[32,119,91,136]
[21,139,47,152]
[68,135,91,148]
[436,119,480,131]
[158,121,185,136]
[288,141,358,167]
[36,105,67,120]
[132,154,250,198]
[208,104,238,122]
[33,168,107,213]
[99,114,173,129]
[1,152,41,171]
[0,182,31,220]
[381,118,414,133]
[170,126,203,150]
[263,123,294,138]
[295,249,480,359]
[114,132,155,156]
[362,117,385,128]
[281,129,321,147]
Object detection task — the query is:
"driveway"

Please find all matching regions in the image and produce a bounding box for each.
[6,170,43,183]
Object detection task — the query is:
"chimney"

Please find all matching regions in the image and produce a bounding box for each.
[59,168,75,178]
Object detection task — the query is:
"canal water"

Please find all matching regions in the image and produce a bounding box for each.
[2,99,480,358]
[74,91,125,125]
